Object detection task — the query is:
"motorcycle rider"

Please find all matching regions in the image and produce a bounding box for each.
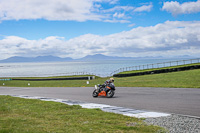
[104,78,115,91]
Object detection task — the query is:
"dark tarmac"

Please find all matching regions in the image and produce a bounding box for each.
[0,87,200,117]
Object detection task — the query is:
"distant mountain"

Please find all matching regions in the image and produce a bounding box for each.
[78,54,133,61]
[0,54,176,63]
[0,55,73,63]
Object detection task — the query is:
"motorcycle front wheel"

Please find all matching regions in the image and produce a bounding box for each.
[92,90,98,97]
[107,90,115,98]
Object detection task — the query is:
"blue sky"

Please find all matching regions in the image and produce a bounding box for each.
[0,0,200,59]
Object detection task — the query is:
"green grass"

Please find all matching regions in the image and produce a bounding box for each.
[0,68,200,88]
[118,63,200,74]
[0,77,108,87]
[0,95,164,133]
[115,69,200,88]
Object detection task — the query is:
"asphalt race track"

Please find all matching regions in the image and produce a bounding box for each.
[0,87,200,117]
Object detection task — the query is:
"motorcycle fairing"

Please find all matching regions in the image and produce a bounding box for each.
[98,91,106,96]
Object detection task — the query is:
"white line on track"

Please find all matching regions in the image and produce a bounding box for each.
[11,88,31,91]
[8,95,171,118]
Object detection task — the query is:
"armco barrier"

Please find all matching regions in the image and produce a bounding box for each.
[113,65,200,77]
[0,79,12,81]
[12,76,94,81]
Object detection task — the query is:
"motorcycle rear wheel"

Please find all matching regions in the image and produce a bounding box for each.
[92,90,98,97]
[107,90,115,98]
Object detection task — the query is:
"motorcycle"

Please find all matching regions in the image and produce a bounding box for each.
[92,83,115,98]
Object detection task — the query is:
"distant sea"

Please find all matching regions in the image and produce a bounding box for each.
[0,58,193,77]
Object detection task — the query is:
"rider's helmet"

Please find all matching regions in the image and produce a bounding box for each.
[110,78,114,83]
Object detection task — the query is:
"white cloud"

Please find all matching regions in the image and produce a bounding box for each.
[162,0,200,16]
[113,12,125,18]
[94,0,119,5]
[0,0,154,23]
[0,36,66,59]
[128,23,136,27]
[133,3,153,12]
[0,0,104,22]
[102,6,134,13]
[104,19,130,23]
[100,3,153,23]
[1,21,200,59]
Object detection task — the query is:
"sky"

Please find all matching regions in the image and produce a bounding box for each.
[0,0,200,60]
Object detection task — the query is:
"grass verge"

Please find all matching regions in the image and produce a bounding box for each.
[0,95,165,133]
[115,69,200,88]
[118,63,200,74]
[0,68,199,88]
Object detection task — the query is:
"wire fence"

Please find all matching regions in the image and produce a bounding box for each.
[110,58,200,76]
[47,72,95,76]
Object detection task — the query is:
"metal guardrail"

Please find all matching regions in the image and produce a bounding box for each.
[110,58,200,76]
[0,79,12,81]
[0,72,96,78]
